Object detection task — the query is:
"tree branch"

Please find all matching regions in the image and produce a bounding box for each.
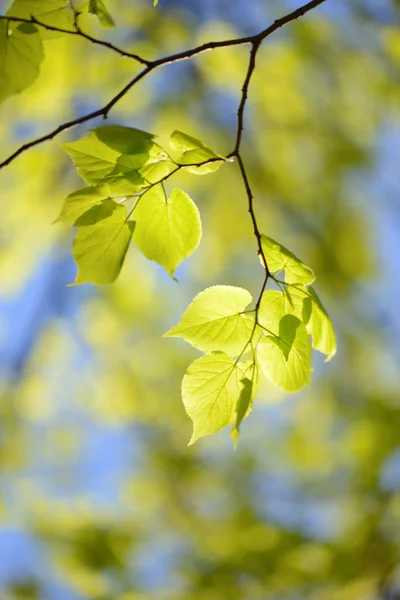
[0,0,326,171]
[0,15,149,65]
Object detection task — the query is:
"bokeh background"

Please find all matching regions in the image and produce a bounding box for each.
[1,0,400,598]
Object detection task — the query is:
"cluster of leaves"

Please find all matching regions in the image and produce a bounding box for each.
[56,123,335,444]
[165,236,336,444]
[56,125,224,282]
[1,0,336,445]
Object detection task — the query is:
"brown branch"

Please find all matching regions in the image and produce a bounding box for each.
[0,0,326,171]
[0,15,149,65]
[236,151,270,308]
[229,41,270,302]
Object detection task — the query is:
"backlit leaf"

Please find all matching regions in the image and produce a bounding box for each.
[259,288,336,362]
[182,353,246,444]
[71,200,134,285]
[305,287,337,361]
[170,130,224,175]
[165,285,255,355]
[62,126,172,195]
[89,0,115,28]
[133,186,201,276]
[0,22,43,104]
[257,314,312,392]
[6,0,74,37]
[230,361,259,446]
[55,187,108,225]
[260,235,315,286]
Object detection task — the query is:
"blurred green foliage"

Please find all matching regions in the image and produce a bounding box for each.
[1,0,400,599]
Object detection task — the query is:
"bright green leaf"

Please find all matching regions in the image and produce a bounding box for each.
[305,287,337,361]
[182,353,246,444]
[259,288,336,362]
[133,186,201,276]
[71,200,134,285]
[260,235,315,286]
[6,0,74,37]
[258,289,303,332]
[62,126,172,194]
[257,314,312,392]
[165,285,255,355]
[55,187,108,225]
[88,0,115,28]
[0,22,43,105]
[170,130,224,175]
[230,361,259,446]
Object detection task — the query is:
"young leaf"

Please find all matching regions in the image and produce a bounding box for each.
[6,0,74,37]
[304,287,336,361]
[0,22,43,105]
[71,200,134,285]
[182,353,246,444]
[89,0,116,28]
[62,126,171,195]
[165,285,255,355]
[257,314,312,392]
[258,289,303,332]
[260,235,315,286]
[133,187,201,277]
[259,288,336,362]
[170,130,224,175]
[55,187,108,225]
[230,361,259,446]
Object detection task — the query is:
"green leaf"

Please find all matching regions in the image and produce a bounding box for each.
[165,285,255,355]
[0,21,43,104]
[304,287,337,361]
[55,187,108,225]
[182,353,246,444]
[153,0,159,5]
[230,361,259,446]
[260,235,315,286]
[258,289,303,332]
[133,186,201,276]
[88,0,115,28]
[71,200,134,285]
[257,314,312,392]
[170,130,224,175]
[6,0,74,37]
[62,126,172,195]
[259,288,336,362]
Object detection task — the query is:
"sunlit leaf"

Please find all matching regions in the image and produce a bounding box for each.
[88,0,115,28]
[0,22,43,104]
[71,200,134,285]
[55,187,109,225]
[182,353,246,444]
[6,0,74,37]
[230,361,259,446]
[170,130,224,175]
[258,314,312,392]
[258,289,303,331]
[133,186,201,276]
[259,288,336,362]
[305,287,336,361]
[260,235,315,286]
[165,285,255,355]
[62,126,171,195]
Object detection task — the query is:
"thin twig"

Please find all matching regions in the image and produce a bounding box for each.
[236,151,270,307]
[0,15,149,64]
[229,41,270,303]
[0,0,326,171]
